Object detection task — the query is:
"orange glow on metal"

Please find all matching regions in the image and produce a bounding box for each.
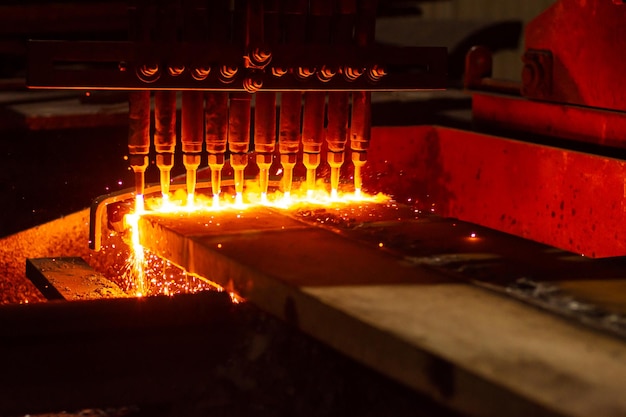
[122,180,389,300]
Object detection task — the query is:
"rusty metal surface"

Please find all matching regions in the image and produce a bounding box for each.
[523,0,626,111]
[366,125,626,258]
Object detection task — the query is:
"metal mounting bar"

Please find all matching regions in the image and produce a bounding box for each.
[27,40,447,91]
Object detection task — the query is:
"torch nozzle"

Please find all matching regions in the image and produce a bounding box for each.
[234,168,245,195]
[259,168,269,195]
[306,168,316,193]
[183,153,201,206]
[280,153,296,195]
[352,151,367,196]
[353,165,363,193]
[186,168,197,204]
[282,166,294,194]
[134,170,145,198]
[256,153,272,196]
[330,167,340,197]
[160,170,171,197]
[211,168,222,197]
[135,193,145,214]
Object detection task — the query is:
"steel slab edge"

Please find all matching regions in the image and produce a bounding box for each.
[366,125,626,258]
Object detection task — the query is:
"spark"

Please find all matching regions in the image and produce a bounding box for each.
[282,191,292,207]
[235,192,244,207]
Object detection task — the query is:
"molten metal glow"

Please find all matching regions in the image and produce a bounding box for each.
[122,180,388,300]
[124,196,146,297]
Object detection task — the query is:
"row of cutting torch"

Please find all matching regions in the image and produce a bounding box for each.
[127,87,371,204]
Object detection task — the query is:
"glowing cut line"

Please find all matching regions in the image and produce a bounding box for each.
[123,182,389,298]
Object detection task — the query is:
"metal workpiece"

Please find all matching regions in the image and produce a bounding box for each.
[156,153,174,196]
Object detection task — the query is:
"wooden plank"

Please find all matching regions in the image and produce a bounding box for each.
[26,257,127,300]
[138,206,626,417]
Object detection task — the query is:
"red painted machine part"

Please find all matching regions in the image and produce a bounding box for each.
[524,0,626,111]
[366,126,626,258]
[472,92,626,149]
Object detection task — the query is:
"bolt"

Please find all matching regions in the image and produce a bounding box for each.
[344,66,364,81]
[137,63,160,83]
[167,65,185,77]
[140,63,159,77]
[243,74,263,93]
[220,65,239,82]
[297,67,315,79]
[192,67,211,80]
[317,65,336,82]
[252,47,272,65]
[271,67,288,77]
[367,65,386,82]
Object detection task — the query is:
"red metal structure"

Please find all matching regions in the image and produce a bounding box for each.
[458,0,626,257]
